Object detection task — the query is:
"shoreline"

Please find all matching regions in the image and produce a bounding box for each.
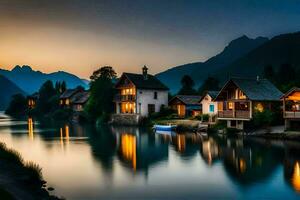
[0,142,62,200]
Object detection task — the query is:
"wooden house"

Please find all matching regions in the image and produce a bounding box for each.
[59,87,84,107]
[281,87,300,130]
[199,91,219,115]
[169,95,202,117]
[71,91,90,112]
[214,77,282,130]
[112,66,169,124]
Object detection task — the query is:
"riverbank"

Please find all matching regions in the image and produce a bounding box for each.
[0,142,62,200]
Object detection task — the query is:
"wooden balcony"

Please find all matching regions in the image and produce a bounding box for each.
[114,94,136,102]
[284,111,300,119]
[218,110,250,119]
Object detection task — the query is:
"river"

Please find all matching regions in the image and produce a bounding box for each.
[0,113,299,199]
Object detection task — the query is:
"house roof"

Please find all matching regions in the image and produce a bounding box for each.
[199,90,219,102]
[60,88,82,99]
[169,95,201,105]
[28,92,39,99]
[216,77,283,101]
[117,73,169,90]
[72,91,90,104]
[281,87,300,99]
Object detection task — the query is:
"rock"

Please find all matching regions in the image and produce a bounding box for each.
[47,187,55,191]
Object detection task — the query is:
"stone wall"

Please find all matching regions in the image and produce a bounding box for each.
[111,114,142,126]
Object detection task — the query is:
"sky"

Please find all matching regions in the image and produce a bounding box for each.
[0,0,300,79]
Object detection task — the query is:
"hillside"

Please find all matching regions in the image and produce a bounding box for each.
[156,35,268,93]
[0,65,88,94]
[0,75,26,110]
[214,32,300,82]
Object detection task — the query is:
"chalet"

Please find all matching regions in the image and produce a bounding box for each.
[113,66,168,124]
[169,95,202,117]
[59,87,84,107]
[214,77,283,130]
[281,87,300,130]
[27,93,39,109]
[71,91,90,112]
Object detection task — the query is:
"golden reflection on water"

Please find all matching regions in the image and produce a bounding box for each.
[60,125,70,150]
[28,117,34,140]
[292,161,300,192]
[120,134,136,171]
[176,135,186,152]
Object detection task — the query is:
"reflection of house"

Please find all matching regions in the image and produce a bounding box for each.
[60,88,89,111]
[169,95,201,117]
[201,137,219,165]
[113,127,168,172]
[112,66,168,124]
[281,87,300,130]
[27,93,39,109]
[215,77,282,130]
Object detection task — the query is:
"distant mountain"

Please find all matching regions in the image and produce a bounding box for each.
[214,32,300,81]
[156,35,269,93]
[0,65,88,94]
[0,75,26,110]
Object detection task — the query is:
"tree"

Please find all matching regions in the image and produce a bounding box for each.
[90,66,117,82]
[36,80,57,114]
[177,75,197,95]
[5,94,27,116]
[263,65,275,82]
[61,81,67,93]
[198,77,220,94]
[85,66,117,121]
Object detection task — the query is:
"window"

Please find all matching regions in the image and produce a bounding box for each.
[209,104,215,113]
[228,102,234,110]
[154,92,157,99]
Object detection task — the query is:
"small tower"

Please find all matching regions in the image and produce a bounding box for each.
[142,65,148,80]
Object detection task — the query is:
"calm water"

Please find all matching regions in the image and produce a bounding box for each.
[0,113,300,199]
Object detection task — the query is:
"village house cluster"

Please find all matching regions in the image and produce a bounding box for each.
[27,66,300,131]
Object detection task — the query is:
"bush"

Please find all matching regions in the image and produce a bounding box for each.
[51,108,73,121]
[252,109,274,128]
[196,114,209,122]
[150,106,176,120]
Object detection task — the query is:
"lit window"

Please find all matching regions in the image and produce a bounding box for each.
[255,103,264,112]
[228,102,234,110]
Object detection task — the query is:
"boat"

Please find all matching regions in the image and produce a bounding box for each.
[154,124,177,131]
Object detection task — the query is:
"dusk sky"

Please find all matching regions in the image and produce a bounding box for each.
[1,0,300,78]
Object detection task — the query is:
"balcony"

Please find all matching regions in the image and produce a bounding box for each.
[218,110,250,119]
[284,111,300,119]
[114,94,136,102]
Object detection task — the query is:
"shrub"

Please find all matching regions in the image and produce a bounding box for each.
[252,109,274,128]
[196,114,209,122]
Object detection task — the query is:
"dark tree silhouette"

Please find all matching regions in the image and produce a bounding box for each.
[177,75,197,95]
[198,77,220,94]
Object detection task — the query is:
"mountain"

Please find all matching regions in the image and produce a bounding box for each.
[0,75,26,110]
[156,35,269,93]
[214,32,300,81]
[0,65,88,94]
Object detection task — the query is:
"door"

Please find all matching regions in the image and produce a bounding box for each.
[148,104,155,116]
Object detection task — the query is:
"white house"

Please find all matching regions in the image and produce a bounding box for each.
[112,66,169,124]
[200,91,219,115]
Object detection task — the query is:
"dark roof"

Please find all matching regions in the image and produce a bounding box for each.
[121,73,169,90]
[72,91,90,104]
[170,95,201,105]
[28,92,39,99]
[217,77,283,101]
[281,87,300,99]
[60,89,81,99]
[199,91,219,102]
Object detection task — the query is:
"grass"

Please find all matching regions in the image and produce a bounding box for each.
[0,142,43,180]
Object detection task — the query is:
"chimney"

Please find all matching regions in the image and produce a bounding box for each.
[256,75,260,83]
[142,65,148,80]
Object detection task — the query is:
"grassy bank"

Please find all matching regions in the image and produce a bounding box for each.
[0,142,62,200]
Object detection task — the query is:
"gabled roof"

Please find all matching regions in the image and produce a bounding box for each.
[281,87,300,99]
[199,91,219,102]
[116,73,169,90]
[60,88,82,99]
[169,95,201,105]
[72,91,90,104]
[216,77,283,101]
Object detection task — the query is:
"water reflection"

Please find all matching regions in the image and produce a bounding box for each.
[0,115,299,199]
